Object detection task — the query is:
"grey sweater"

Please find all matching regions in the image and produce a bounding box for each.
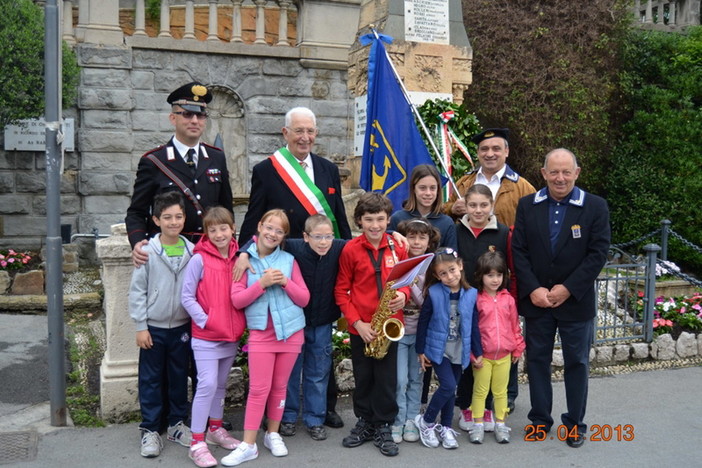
[128,234,195,331]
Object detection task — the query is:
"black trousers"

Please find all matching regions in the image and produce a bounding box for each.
[525,315,593,433]
[349,334,398,425]
[139,324,191,432]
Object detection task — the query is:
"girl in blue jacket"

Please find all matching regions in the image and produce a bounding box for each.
[415,248,483,450]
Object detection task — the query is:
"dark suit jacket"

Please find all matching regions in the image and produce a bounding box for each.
[125,138,233,247]
[512,187,610,321]
[238,153,352,243]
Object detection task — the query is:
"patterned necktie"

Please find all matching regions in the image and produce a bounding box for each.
[186,148,196,175]
[300,161,308,170]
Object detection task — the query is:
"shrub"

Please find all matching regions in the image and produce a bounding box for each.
[460,0,631,193]
[0,0,79,126]
[607,27,702,275]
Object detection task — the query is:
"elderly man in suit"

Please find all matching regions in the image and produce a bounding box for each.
[238,107,352,431]
[512,148,610,448]
[238,107,352,243]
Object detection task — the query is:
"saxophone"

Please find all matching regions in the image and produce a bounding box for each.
[364,280,406,359]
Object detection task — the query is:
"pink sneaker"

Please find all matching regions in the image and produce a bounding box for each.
[189,442,217,468]
[206,427,241,450]
[458,409,473,432]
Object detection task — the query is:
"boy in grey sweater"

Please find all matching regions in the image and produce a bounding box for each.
[129,191,195,458]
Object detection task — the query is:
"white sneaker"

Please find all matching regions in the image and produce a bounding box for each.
[221,442,258,466]
[167,420,192,447]
[414,414,439,448]
[264,431,288,457]
[458,409,473,432]
[403,419,419,442]
[140,429,163,458]
[391,425,403,444]
[437,425,459,449]
[483,410,495,432]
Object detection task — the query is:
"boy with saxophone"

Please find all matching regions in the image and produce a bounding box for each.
[334,192,409,457]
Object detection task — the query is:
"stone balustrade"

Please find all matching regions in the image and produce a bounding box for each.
[633,0,701,29]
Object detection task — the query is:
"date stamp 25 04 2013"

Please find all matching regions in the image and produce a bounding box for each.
[524,424,635,442]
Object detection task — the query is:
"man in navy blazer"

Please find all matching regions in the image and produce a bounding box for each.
[512,148,610,448]
[238,107,352,243]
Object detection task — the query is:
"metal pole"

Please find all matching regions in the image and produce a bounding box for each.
[660,219,670,261]
[370,29,461,197]
[643,243,660,343]
[45,0,67,426]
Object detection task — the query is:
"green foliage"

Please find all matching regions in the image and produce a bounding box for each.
[460,0,632,192]
[608,27,702,275]
[416,98,482,180]
[0,0,79,126]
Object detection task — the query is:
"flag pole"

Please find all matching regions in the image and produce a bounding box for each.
[370,28,461,198]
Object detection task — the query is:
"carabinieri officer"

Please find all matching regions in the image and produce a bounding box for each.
[126,82,234,266]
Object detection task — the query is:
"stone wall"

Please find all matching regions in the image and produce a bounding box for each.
[0,45,355,251]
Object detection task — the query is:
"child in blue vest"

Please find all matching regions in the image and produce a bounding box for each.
[224,209,310,466]
[415,248,483,450]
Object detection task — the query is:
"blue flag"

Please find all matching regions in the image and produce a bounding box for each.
[359,33,436,210]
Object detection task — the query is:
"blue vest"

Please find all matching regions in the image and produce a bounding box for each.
[424,283,477,370]
[245,243,305,340]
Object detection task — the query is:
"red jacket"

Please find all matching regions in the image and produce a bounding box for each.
[476,289,525,361]
[191,236,246,342]
[334,233,409,336]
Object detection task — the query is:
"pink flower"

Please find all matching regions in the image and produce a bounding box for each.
[7,258,14,264]
[241,344,249,353]
[342,338,350,344]
[680,307,686,314]
[693,304,702,312]
[665,319,673,327]
[0,261,5,267]
[8,249,15,255]
[22,258,29,264]
[637,291,644,298]
[655,297,665,304]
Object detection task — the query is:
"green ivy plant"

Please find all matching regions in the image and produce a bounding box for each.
[415,98,482,181]
[0,0,79,126]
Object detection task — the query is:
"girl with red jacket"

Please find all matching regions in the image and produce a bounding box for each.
[469,251,525,445]
[182,207,246,468]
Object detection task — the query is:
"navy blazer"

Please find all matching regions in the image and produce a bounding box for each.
[238,153,352,243]
[511,187,610,321]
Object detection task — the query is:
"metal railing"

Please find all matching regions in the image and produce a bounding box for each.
[594,220,702,344]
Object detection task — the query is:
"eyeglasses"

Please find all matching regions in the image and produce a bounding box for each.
[287,127,318,136]
[173,111,209,120]
[307,234,334,242]
[261,224,285,237]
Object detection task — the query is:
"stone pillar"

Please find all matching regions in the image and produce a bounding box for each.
[347,0,472,104]
[231,0,243,42]
[80,0,124,45]
[62,0,76,44]
[97,223,139,421]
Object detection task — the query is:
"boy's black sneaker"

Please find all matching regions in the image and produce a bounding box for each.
[342,418,374,448]
[374,424,399,457]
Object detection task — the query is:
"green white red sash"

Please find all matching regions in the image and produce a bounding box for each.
[269,147,341,238]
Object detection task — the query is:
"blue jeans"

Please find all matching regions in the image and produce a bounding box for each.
[282,324,332,427]
[394,333,423,426]
[424,357,462,428]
